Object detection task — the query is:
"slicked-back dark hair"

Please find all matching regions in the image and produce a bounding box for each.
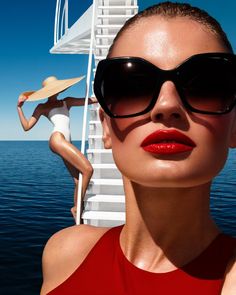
[108,1,233,56]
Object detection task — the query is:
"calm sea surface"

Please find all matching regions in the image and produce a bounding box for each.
[0,141,236,295]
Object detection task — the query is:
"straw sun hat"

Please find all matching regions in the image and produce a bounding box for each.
[24,75,85,102]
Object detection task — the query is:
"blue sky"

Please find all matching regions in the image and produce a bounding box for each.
[0,0,235,140]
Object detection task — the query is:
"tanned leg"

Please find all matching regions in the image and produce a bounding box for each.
[49,132,93,221]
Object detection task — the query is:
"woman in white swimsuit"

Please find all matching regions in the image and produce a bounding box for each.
[17,76,96,219]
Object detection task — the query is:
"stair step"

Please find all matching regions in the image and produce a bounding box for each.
[91,178,123,185]
[96,25,123,29]
[92,163,117,169]
[91,163,121,179]
[87,149,114,164]
[95,55,106,60]
[95,44,111,49]
[88,138,104,150]
[96,34,116,38]
[97,15,133,19]
[84,194,125,212]
[88,120,102,135]
[88,178,124,195]
[82,210,125,221]
[84,200,125,213]
[85,194,125,203]
[89,120,100,124]
[98,6,138,9]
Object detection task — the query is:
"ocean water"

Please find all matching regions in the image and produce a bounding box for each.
[0,141,236,295]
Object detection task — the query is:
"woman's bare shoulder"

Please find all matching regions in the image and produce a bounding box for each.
[41,224,110,294]
[44,224,109,256]
[221,256,236,294]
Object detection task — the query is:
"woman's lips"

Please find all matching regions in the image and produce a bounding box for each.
[140,130,196,155]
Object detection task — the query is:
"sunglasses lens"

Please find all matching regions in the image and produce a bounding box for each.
[96,55,236,117]
[183,59,236,113]
[101,61,157,116]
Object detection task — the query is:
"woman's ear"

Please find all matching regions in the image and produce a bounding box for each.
[99,108,112,149]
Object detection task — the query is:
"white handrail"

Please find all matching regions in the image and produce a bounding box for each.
[76,0,97,225]
[61,0,69,38]
[57,0,62,42]
[61,4,65,39]
[54,0,60,44]
[65,0,69,33]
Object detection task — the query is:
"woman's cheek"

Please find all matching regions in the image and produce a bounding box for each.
[190,115,234,180]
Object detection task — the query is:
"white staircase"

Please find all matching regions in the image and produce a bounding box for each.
[84,105,125,226]
[50,0,139,226]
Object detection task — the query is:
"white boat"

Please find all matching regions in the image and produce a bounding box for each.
[50,0,139,227]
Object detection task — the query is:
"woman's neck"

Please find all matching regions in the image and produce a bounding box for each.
[121,176,220,272]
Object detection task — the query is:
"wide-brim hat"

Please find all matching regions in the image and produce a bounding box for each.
[24,75,85,101]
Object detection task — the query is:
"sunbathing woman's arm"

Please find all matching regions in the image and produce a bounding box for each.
[17,95,44,131]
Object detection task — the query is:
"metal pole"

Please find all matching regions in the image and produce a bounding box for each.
[65,0,69,33]
[61,5,65,39]
[57,0,62,41]
[54,0,60,45]
[76,0,97,225]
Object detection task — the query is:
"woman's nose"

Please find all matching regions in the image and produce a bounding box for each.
[150,81,186,123]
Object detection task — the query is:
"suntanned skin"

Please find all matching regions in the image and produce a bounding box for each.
[41,17,236,295]
[17,95,96,217]
[221,255,236,294]
[40,225,109,294]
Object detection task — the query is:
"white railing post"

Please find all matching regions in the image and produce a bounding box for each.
[54,0,61,45]
[61,6,65,39]
[76,0,97,225]
[65,0,69,33]
[61,1,69,39]
[57,0,62,43]
[55,0,68,44]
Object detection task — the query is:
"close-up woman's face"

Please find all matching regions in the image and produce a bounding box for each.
[101,16,236,188]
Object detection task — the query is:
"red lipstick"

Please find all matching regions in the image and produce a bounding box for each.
[141,130,196,155]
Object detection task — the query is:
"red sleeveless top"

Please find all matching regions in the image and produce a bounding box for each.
[47,226,236,295]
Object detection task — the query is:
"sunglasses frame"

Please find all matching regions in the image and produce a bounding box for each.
[94,52,236,118]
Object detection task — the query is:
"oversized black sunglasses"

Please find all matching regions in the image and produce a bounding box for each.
[93,53,236,118]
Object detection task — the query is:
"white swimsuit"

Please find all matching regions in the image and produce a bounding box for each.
[47,101,71,141]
